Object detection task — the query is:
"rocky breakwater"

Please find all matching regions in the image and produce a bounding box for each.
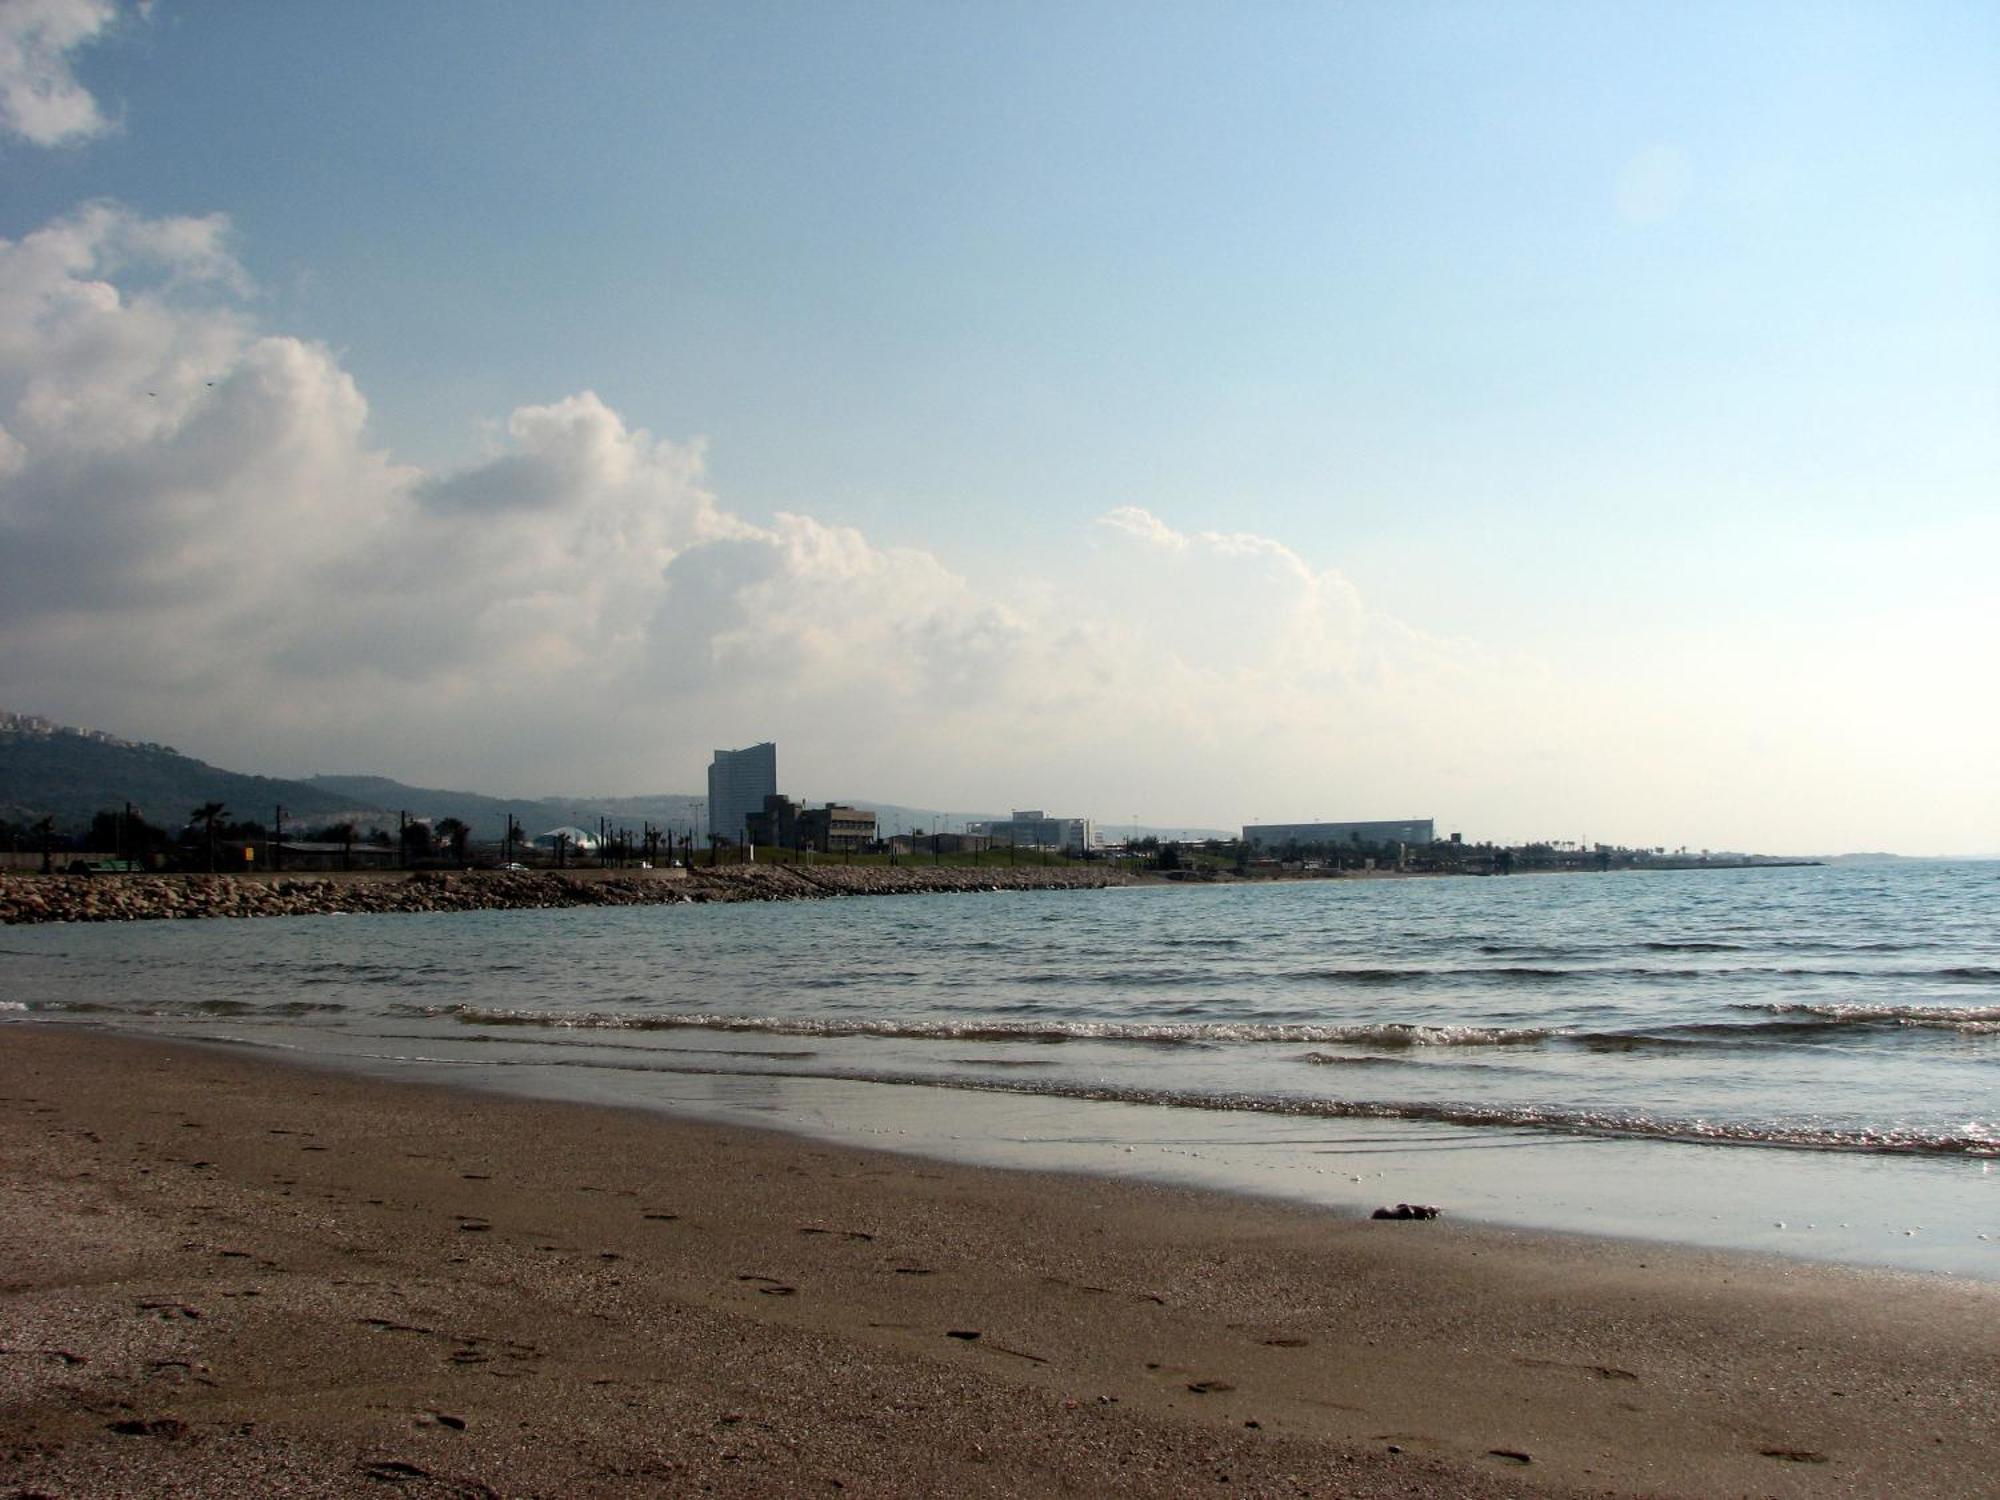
[685,862,1132,901]
[0,864,1132,924]
[0,871,693,924]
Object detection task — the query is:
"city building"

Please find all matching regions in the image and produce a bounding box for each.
[533,825,600,855]
[747,795,878,852]
[743,794,800,849]
[798,803,876,852]
[886,831,991,856]
[1241,818,1436,851]
[967,810,1094,853]
[707,742,776,843]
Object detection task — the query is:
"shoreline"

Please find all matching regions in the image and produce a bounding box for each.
[4,1028,1994,1497]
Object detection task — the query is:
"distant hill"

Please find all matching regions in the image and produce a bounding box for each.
[1825,851,1986,864]
[3,710,1230,844]
[302,775,710,841]
[0,712,373,832]
[301,779,1069,844]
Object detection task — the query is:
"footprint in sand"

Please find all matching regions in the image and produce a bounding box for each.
[136,1301,202,1321]
[108,1418,190,1439]
[360,1459,432,1481]
[1760,1447,1829,1464]
[1517,1356,1638,1382]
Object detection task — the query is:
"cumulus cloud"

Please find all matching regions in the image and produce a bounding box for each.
[0,200,1614,831]
[0,0,119,146]
[0,205,386,627]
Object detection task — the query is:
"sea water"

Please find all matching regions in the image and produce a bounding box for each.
[5,861,1995,1276]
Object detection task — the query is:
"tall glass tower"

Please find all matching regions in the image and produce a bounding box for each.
[707,742,776,844]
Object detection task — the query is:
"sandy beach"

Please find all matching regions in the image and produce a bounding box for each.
[3,1028,1994,1498]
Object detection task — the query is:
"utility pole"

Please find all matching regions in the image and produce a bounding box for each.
[273,805,285,872]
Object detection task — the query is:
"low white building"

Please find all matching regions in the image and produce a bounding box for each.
[967,810,1094,853]
[1242,818,1435,852]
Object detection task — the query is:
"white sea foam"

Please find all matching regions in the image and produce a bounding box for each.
[1740,1001,2000,1034]
[437,1005,1553,1048]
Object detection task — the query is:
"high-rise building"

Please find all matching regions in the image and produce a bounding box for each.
[707,742,776,843]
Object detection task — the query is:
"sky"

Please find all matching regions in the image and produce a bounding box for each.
[0,1,1994,854]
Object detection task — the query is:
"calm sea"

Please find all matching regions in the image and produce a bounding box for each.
[6,862,1996,1275]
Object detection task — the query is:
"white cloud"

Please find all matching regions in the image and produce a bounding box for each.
[0,201,1988,852]
[0,205,1517,812]
[0,0,119,146]
[0,203,1715,831]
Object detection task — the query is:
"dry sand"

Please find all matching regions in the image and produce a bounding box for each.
[2,1028,1994,1498]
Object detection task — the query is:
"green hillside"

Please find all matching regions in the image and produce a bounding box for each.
[0,717,372,833]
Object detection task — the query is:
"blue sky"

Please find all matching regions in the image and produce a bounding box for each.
[1,2,1994,851]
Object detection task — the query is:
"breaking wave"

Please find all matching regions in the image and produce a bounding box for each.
[425,1006,1555,1048]
[418,1002,2000,1050]
[1732,1001,2000,1035]
[375,1043,2000,1158]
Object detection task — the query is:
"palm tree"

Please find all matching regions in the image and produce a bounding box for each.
[434,817,470,868]
[190,802,227,873]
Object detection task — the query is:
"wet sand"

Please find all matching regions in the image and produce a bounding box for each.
[3,1029,1994,1497]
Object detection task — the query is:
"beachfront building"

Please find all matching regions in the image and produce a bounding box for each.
[798,803,876,852]
[967,810,1094,854]
[886,831,991,856]
[533,825,601,851]
[744,794,800,849]
[707,742,776,844]
[747,795,877,852]
[1241,818,1435,853]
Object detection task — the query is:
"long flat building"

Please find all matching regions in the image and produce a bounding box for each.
[968,809,1094,853]
[1242,818,1435,850]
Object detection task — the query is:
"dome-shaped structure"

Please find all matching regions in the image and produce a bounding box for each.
[533,825,599,852]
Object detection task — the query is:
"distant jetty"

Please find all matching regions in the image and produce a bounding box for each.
[0,864,1133,925]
